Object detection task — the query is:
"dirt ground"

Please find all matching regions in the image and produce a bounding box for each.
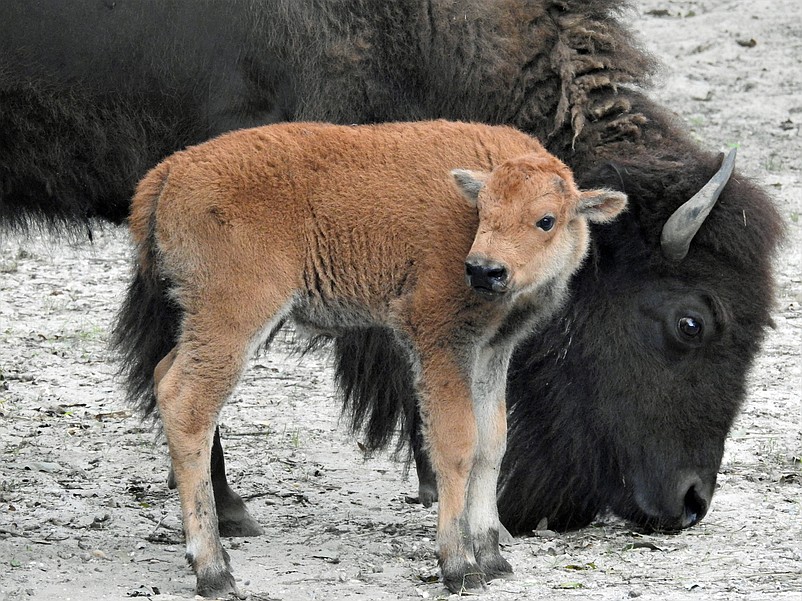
[1,1,800,600]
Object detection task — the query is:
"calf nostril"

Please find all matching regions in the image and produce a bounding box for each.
[486,266,507,283]
[465,262,487,283]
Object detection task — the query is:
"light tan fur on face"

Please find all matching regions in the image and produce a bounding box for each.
[461,154,625,301]
[127,120,626,596]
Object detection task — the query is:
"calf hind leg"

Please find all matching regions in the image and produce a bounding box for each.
[156,301,286,598]
[165,428,264,538]
[162,352,262,538]
[157,347,241,597]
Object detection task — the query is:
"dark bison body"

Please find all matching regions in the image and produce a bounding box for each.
[1,0,782,534]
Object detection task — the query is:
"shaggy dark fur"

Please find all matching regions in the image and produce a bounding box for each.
[2,0,783,533]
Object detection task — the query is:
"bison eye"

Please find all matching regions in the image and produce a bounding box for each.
[677,316,702,339]
[536,215,556,231]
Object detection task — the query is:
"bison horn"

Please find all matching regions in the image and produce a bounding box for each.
[660,148,737,262]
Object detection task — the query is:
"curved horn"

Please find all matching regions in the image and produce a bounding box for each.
[660,148,737,262]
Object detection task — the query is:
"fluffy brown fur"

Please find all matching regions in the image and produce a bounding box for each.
[126,120,624,596]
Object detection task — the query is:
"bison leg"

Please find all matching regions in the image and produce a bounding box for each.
[411,413,438,507]
[211,428,265,537]
[411,395,515,544]
[416,353,485,593]
[466,348,513,580]
[166,429,264,538]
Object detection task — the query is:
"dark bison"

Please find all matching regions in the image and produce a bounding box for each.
[1,0,782,535]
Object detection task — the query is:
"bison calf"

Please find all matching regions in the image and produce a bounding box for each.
[118,120,626,596]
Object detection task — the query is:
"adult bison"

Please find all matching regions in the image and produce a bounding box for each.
[1,0,782,535]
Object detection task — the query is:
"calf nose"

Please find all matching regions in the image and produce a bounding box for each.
[465,258,508,296]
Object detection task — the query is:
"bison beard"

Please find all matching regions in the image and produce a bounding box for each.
[2,0,784,536]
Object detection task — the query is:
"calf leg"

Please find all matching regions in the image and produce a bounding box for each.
[166,429,264,538]
[411,394,514,545]
[156,343,243,597]
[467,349,513,579]
[155,298,287,598]
[416,354,483,593]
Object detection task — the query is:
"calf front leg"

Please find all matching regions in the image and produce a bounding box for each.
[416,354,483,593]
[467,347,513,579]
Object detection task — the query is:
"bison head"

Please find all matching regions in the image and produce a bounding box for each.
[498,147,783,533]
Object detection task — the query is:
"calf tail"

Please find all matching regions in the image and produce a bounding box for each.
[332,328,418,459]
[110,161,181,419]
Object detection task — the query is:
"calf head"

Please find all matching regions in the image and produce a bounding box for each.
[452,154,627,300]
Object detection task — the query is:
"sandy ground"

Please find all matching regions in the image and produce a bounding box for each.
[1,1,800,600]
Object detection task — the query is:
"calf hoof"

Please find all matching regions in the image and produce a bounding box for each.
[474,529,513,581]
[441,558,485,594]
[196,566,240,599]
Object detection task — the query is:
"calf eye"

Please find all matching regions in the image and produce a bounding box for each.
[536,215,556,231]
[677,316,702,339]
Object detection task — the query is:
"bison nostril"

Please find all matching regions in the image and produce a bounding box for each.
[682,484,708,528]
[633,472,713,531]
[465,261,486,282]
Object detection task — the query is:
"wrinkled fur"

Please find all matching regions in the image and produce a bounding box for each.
[1,0,648,230]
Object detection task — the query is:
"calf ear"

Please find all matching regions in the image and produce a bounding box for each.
[451,169,488,207]
[578,189,628,223]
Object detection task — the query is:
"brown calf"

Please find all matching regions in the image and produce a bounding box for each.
[124,120,626,596]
